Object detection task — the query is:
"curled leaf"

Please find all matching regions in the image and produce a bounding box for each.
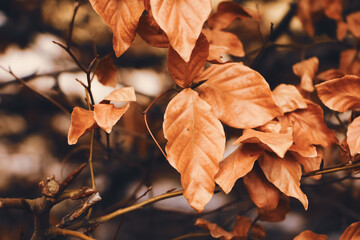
[294,230,328,240]
[195,218,234,240]
[94,103,130,133]
[316,69,345,82]
[163,88,225,212]
[104,87,136,102]
[272,84,307,113]
[340,222,360,240]
[215,144,262,194]
[95,55,118,88]
[293,57,319,92]
[195,63,282,129]
[68,107,97,145]
[347,116,360,156]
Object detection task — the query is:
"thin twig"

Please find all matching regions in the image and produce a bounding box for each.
[302,161,360,177]
[172,232,210,240]
[67,1,81,48]
[50,227,95,240]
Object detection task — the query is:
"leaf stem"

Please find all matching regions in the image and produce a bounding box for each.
[302,161,360,177]
[50,227,94,240]
[172,232,210,240]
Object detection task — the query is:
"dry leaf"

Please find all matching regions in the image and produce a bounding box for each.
[315,75,360,112]
[167,33,208,88]
[258,195,290,222]
[322,0,342,21]
[104,87,136,102]
[207,45,229,63]
[95,55,118,88]
[68,107,97,145]
[150,0,211,62]
[337,21,348,41]
[347,116,360,156]
[232,215,253,238]
[293,57,319,92]
[234,127,293,158]
[243,165,281,210]
[272,84,307,113]
[292,147,323,180]
[195,63,282,129]
[294,230,328,240]
[317,69,345,82]
[215,144,262,194]
[297,0,315,37]
[88,0,145,57]
[195,219,234,240]
[163,88,225,212]
[208,1,252,30]
[339,49,360,76]
[347,12,360,39]
[340,222,360,240]
[93,103,130,133]
[259,152,308,210]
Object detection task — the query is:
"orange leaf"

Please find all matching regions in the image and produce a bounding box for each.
[347,116,360,156]
[95,55,118,88]
[259,152,308,210]
[258,195,290,222]
[104,87,136,102]
[243,166,281,210]
[68,107,97,145]
[150,0,211,62]
[202,28,245,57]
[294,230,328,240]
[137,9,169,48]
[215,144,262,194]
[234,127,293,158]
[163,88,225,212]
[317,69,345,82]
[94,103,130,133]
[167,33,208,88]
[292,147,323,180]
[195,219,234,240]
[272,84,307,113]
[232,215,253,238]
[195,63,283,129]
[207,45,229,63]
[337,21,348,41]
[322,0,342,21]
[340,222,360,240]
[339,49,360,76]
[293,57,319,92]
[297,0,315,37]
[279,100,337,157]
[208,1,252,30]
[347,12,360,39]
[316,75,360,112]
[88,0,145,57]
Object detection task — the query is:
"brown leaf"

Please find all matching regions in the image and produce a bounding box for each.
[279,100,337,157]
[203,28,244,58]
[347,12,360,39]
[150,0,211,62]
[163,88,225,212]
[207,45,229,63]
[95,55,118,88]
[195,218,234,240]
[293,57,319,92]
[292,147,323,180]
[316,69,345,82]
[137,8,169,48]
[208,1,252,30]
[259,152,308,210]
[104,87,136,102]
[297,0,315,37]
[347,116,360,156]
[234,127,293,158]
[272,84,307,113]
[243,166,281,210]
[322,0,342,21]
[340,222,360,240]
[339,49,360,76]
[294,230,328,240]
[337,21,348,41]
[215,144,262,194]
[258,195,290,222]
[88,0,145,57]
[93,103,130,133]
[232,215,252,238]
[315,75,360,112]
[195,63,283,129]
[68,107,97,145]
[167,33,209,88]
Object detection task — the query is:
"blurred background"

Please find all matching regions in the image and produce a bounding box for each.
[0,0,360,239]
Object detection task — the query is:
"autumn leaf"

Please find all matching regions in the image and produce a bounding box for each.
[163,88,225,212]
[259,152,308,210]
[68,107,97,145]
[88,0,145,57]
[294,230,328,240]
[340,222,360,240]
[104,87,136,102]
[167,33,208,88]
[347,12,360,39]
[347,117,360,156]
[243,165,281,210]
[293,57,319,92]
[215,143,262,194]
[272,84,307,113]
[258,195,290,222]
[316,69,345,82]
[194,63,283,129]
[208,1,252,30]
[93,103,130,133]
[232,215,265,239]
[150,0,211,62]
[337,21,348,41]
[207,45,229,63]
[292,147,323,180]
[195,219,234,240]
[316,75,360,112]
[95,55,118,88]
[339,49,360,76]
[322,0,342,21]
